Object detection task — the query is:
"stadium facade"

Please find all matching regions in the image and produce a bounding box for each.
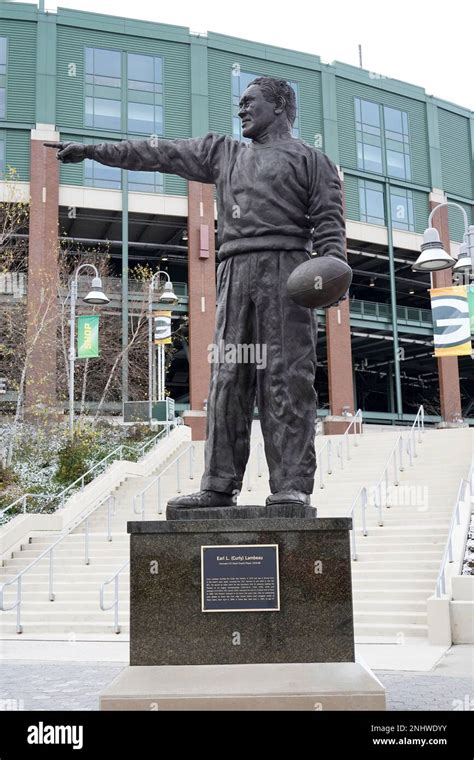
[0,1,473,436]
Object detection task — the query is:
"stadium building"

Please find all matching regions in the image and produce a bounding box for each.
[1,1,473,436]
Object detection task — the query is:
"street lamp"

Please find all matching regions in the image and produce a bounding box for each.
[413,201,474,275]
[69,264,109,435]
[148,271,178,425]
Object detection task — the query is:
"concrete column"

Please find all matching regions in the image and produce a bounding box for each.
[324,172,356,435]
[182,181,216,440]
[24,125,60,422]
[429,196,463,425]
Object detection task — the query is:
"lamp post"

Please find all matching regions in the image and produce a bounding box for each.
[69,264,109,436]
[413,201,474,275]
[148,271,178,426]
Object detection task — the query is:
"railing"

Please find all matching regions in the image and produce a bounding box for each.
[435,465,473,597]
[340,409,363,463]
[349,299,433,326]
[133,443,195,519]
[317,440,332,488]
[0,425,172,525]
[100,559,129,634]
[350,486,368,560]
[245,442,264,491]
[0,492,116,633]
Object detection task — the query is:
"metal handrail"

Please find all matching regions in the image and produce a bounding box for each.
[372,404,424,520]
[350,486,368,561]
[317,439,333,489]
[341,409,363,462]
[0,491,116,633]
[133,442,195,518]
[0,425,172,522]
[100,558,130,634]
[435,467,473,597]
[245,441,264,491]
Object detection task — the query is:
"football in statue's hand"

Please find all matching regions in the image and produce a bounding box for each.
[286,255,352,309]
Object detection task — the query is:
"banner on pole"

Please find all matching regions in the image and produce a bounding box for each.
[77,315,100,358]
[468,284,474,334]
[154,311,172,344]
[429,285,472,357]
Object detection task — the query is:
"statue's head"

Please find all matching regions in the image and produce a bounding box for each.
[238,77,296,139]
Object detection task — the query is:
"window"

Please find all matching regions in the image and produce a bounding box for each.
[128,170,164,193]
[355,98,411,180]
[84,140,121,189]
[383,106,411,180]
[85,47,121,130]
[390,187,415,231]
[231,69,299,141]
[0,37,7,119]
[127,53,163,135]
[359,180,415,231]
[359,180,384,225]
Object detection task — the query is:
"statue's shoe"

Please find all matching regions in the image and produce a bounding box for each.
[167,489,235,509]
[265,491,312,507]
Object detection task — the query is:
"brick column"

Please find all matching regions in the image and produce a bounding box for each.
[182,181,216,440]
[324,174,356,435]
[24,126,60,422]
[324,299,356,434]
[429,198,463,425]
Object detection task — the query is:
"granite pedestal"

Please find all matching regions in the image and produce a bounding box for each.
[100,512,386,710]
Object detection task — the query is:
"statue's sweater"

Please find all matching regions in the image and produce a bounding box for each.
[85,133,346,262]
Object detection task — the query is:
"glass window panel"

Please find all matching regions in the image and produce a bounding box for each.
[384,106,403,134]
[0,38,7,66]
[363,143,383,173]
[128,53,154,84]
[357,142,364,169]
[154,105,163,134]
[405,155,411,180]
[363,124,381,136]
[0,137,5,173]
[354,97,361,122]
[84,159,121,189]
[387,149,406,179]
[0,89,5,119]
[85,47,93,75]
[359,185,366,215]
[128,101,154,133]
[365,187,384,222]
[87,97,121,129]
[93,48,121,80]
[361,100,380,127]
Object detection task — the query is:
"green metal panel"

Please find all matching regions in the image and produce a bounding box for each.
[426,100,442,190]
[321,68,339,163]
[446,198,473,243]
[56,25,191,196]
[336,77,430,186]
[35,11,57,124]
[1,19,36,123]
[438,108,473,199]
[207,48,323,148]
[342,173,359,221]
[5,129,30,180]
[190,36,209,137]
[412,190,430,235]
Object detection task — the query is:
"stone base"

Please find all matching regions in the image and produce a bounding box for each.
[166,503,317,520]
[100,662,386,711]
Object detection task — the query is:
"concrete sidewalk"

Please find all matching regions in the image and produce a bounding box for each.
[0,641,472,711]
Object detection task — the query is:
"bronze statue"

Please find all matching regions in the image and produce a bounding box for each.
[47,77,347,512]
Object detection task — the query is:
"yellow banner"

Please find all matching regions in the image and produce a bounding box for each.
[154,310,172,345]
[429,285,472,357]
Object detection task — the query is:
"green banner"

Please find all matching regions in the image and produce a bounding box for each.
[77,315,99,358]
[468,285,474,334]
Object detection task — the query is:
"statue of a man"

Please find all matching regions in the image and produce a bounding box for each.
[47,76,347,511]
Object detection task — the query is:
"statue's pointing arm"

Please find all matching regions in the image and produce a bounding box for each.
[308,151,347,262]
[85,133,225,184]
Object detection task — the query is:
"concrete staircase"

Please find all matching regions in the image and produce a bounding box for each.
[0,424,472,641]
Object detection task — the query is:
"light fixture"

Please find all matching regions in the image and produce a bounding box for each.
[369,277,375,287]
[409,288,415,295]
[181,230,188,242]
[83,276,110,305]
[161,256,168,262]
[413,227,456,272]
[453,242,473,274]
[159,280,178,305]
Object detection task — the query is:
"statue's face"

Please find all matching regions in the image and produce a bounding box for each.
[238,85,279,138]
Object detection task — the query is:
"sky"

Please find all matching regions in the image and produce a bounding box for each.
[10,0,474,110]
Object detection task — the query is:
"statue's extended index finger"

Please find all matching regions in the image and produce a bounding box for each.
[43,141,64,149]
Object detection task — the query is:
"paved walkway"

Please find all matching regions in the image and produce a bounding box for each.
[0,645,472,711]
